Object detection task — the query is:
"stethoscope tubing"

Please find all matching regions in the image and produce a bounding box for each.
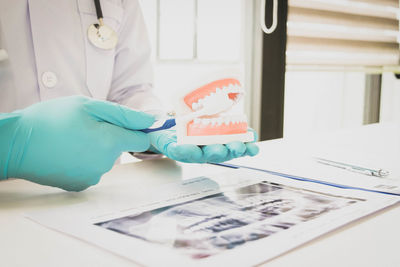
[94,0,103,21]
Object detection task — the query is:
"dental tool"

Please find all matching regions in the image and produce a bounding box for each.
[141,118,176,133]
[142,88,237,133]
[142,95,233,133]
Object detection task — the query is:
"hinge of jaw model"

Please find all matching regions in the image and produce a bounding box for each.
[176,77,254,145]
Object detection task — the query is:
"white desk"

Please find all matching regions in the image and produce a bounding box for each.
[1,123,399,267]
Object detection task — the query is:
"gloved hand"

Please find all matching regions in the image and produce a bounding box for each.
[0,96,155,191]
[148,129,259,163]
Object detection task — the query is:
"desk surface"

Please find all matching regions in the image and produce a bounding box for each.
[1,123,399,267]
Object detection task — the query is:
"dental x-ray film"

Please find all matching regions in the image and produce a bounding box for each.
[95,181,360,259]
[26,169,398,267]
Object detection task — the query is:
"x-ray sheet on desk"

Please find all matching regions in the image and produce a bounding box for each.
[27,169,398,267]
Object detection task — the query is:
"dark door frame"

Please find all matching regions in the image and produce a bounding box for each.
[259,0,288,141]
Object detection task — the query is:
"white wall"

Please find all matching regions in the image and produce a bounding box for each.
[283,71,365,138]
[153,63,244,112]
[139,0,247,115]
[380,72,400,123]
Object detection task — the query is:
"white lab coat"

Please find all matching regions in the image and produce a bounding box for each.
[0,0,162,114]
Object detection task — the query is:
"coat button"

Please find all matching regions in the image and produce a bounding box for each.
[41,71,58,88]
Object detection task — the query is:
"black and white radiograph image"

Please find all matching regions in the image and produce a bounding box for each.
[96,181,359,259]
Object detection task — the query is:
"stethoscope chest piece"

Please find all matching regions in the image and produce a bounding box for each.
[88,23,118,50]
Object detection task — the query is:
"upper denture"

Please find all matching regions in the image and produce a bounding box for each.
[184,78,242,111]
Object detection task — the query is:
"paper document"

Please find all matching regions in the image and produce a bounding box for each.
[27,169,398,267]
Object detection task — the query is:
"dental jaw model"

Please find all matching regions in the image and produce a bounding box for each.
[176,78,255,145]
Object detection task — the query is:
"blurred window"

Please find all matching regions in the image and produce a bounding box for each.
[139,0,245,111]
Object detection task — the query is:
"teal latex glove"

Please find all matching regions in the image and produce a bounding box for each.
[148,129,259,163]
[0,96,155,191]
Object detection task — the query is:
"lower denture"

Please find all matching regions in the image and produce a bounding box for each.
[187,121,247,136]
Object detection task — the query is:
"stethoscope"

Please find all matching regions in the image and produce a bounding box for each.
[87,0,118,50]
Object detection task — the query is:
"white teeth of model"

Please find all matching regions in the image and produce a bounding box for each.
[211,118,217,126]
[224,117,230,125]
[229,84,237,93]
[222,86,229,94]
[194,118,201,124]
[215,88,221,94]
[203,119,211,125]
[192,102,198,110]
[217,118,223,126]
[235,85,240,93]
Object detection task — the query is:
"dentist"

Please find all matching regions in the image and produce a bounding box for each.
[0,0,258,191]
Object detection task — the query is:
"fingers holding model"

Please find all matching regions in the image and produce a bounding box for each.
[0,96,155,192]
[148,128,259,163]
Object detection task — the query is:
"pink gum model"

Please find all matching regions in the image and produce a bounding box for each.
[177,78,254,145]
